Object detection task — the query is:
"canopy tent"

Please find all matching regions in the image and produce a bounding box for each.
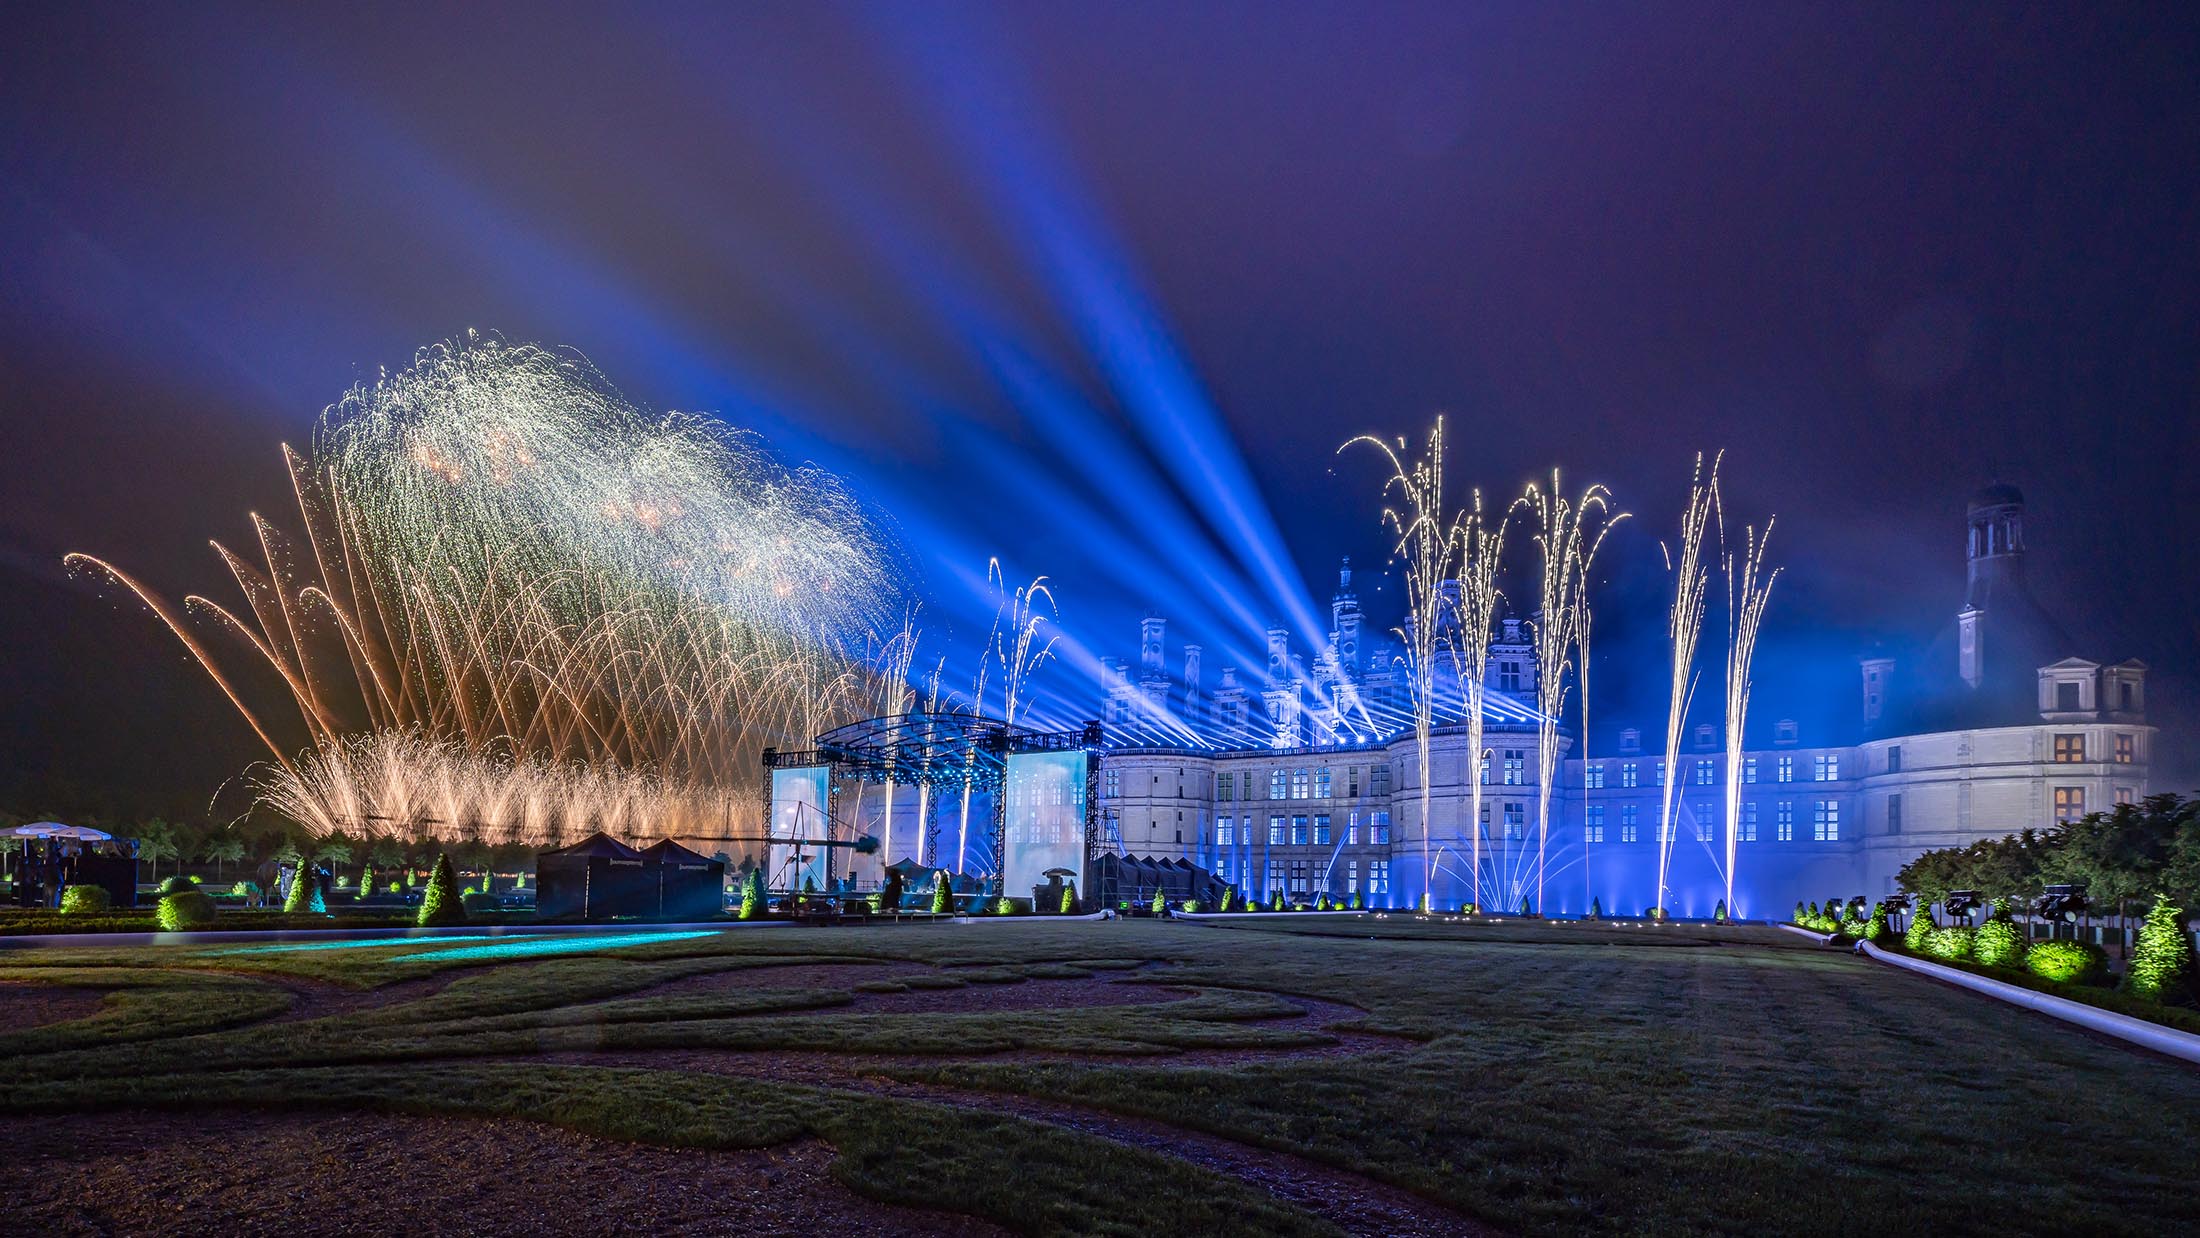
[534,832,652,920]
[8,823,135,908]
[10,823,115,841]
[638,839,726,920]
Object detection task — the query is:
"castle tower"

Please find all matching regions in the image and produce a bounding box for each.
[1332,558,1363,675]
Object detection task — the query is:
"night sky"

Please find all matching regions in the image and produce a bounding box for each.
[3,2,2195,821]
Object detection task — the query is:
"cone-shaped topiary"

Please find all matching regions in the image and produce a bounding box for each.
[1151,889,1167,915]
[2128,893,2195,1003]
[737,869,766,920]
[357,866,374,900]
[1349,893,1363,911]
[418,854,465,927]
[1586,897,1602,921]
[1974,904,2026,969]
[1863,901,1889,942]
[1060,883,1078,915]
[1420,892,1433,915]
[872,868,905,914]
[1270,891,1285,912]
[1904,901,1933,951]
[1794,900,1805,923]
[1218,887,1235,912]
[1713,899,1728,924]
[1520,896,1534,918]
[284,865,325,914]
[930,874,954,915]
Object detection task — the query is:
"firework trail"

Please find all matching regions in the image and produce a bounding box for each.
[1449,490,1508,912]
[1652,451,1720,915]
[1719,507,1778,918]
[1343,418,1470,914]
[69,336,902,845]
[1520,471,1621,915]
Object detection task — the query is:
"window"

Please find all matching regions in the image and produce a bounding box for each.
[1346,812,1360,845]
[1887,794,1902,835]
[1103,769,1120,798]
[1217,818,1237,846]
[1743,757,1759,784]
[1499,661,1521,691]
[1586,762,1605,789]
[1503,750,1525,786]
[1291,815,1309,845]
[1740,802,1758,842]
[1368,860,1391,897]
[1370,811,1392,845]
[1289,861,1308,895]
[2053,786,2085,823]
[1694,758,1715,785]
[1776,801,1794,842]
[2052,734,2084,763]
[1216,772,1233,801]
[1586,805,1605,843]
[2116,786,2135,806]
[1621,762,1639,789]
[1346,860,1360,893]
[1620,804,1639,842]
[1774,720,1799,745]
[1291,768,1311,800]
[2115,734,2135,764]
[1478,754,1491,785]
[1776,756,1795,783]
[2120,682,2135,711]
[1886,746,1902,774]
[1658,818,1675,843]
[1651,760,1665,787]
[1266,860,1283,894]
[1503,802,1524,840]
[2055,681,2081,712]
[1812,800,1839,842]
[1813,754,1840,781]
[1348,766,1361,797]
[1370,765,1391,795]
[1314,768,1332,798]
[1268,815,1285,845]
[1314,815,1332,846]
[1269,769,1288,799]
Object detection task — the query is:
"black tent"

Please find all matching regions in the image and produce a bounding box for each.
[639,839,726,920]
[535,832,651,920]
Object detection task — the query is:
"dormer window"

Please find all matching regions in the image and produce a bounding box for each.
[1619,727,1642,755]
[1693,724,1715,750]
[1773,720,1799,746]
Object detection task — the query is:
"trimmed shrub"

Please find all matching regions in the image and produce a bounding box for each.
[1713,899,1728,924]
[1587,897,1602,921]
[283,867,325,914]
[1218,887,1236,913]
[157,888,217,931]
[418,854,466,927]
[930,875,954,915]
[231,880,259,899]
[1863,901,1889,942]
[737,869,766,920]
[156,875,194,896]
[1973,916,2025,969]
[1904,903,1934,951]
[1151,889,1167,915]
[461,892,500,915]
[2026,939,2109,986]
[1519,896,1534,918]
[1794,900,1806,924]
[1925,924,1975,961]
[1459,901,1477,915]
[993,896,1016,916]
[58,885,111,915]
[1419,893,1432,915]
[1059,884,1078,915]
[357,866,374,898]
[1269,891,1284,912]
[1183,900,1202,914]
[1349,893,1363,911]
[872,869,905,914]
[2127,894,2195,1003]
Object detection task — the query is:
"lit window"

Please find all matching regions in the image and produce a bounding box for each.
[1269,769,1287,799]
[2052,734,2084,763]
[1346,860,1360,893]
[1740,802,1758,842]
[1621,805,1638,843]
[1776,801,1794,841]
[1621,763,1639,789]
[1776,756,1795,783]
[1503,802,1524,840]
[1695,758,1715,785]
[1216,772,1233,801]
[1291,815,1309,845]
[1503,751,1525,785]
[1743,757,1759,784]
[1291,769,1311,800]
[1217,819,1236,846]
[1651,760,1665,786]
[1369,860,1391,896]
[1370,811,1392,845]
[1586,805,1605,843]
[1813,754,1840,781]
[1289,861,1308,894]
[2114,734,2135,764]
[1103,769,1120,798]
[1346,811,1360,845]
[1314,768,1332,798]
[1314,815,1331,846]
[1268,816,1285,845]
[1586,762,1605,789]
[2053,786,2085,823]
[1658,819,1675,843]
[1479,755,1491,785]
[2115,786,2135,806]
[1812,800,1839,841]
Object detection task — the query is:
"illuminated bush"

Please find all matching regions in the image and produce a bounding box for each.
[1217,887,1235,912]
[1903,904,1934,951]
[1713,899,1727,924]
[1925,924,1975,961]
[2025,939,2108,985]
[231,880,259,899]
[930,876,953,915]
[58,885,110,915]
[1587,897,1602,921]
[2127,894,2194,1003]
[357,866,374,898]
[1350,893,1364,911]
[1420,893,1432,915]
[418,854,466,927]
[1520,896,1535,918]
[1793,900,1806,924]
[156,875,193,897]
[1973,902,2026,969]
[1183,900,1202,913]
[993,896,1016,916]
[1151,889,1167,915]
[1059,884,1078,915]
[1270,891,1284,912]
[157,888,217,930]
[737,869,765,920]
[283,867,325,914]
[1863,902,1889,942]
[461,892,499,915]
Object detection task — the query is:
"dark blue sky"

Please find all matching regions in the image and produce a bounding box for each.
[3,2,2195,817]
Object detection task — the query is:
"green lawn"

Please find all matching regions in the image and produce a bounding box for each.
[1,917,2194,1236]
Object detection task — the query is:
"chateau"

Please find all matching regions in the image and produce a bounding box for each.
[1093,487,2155,917]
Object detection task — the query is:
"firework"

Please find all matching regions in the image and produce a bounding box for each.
[1652,451,1720,916]
[69,336,901,844]
[1720,510,1778,918]
[1450,490,1509,912]
[1519,472,1621,915]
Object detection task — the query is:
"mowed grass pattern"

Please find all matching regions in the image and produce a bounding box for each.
[0,918,2194,1235]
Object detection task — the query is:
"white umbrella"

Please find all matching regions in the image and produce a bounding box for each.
[10,823,114,841]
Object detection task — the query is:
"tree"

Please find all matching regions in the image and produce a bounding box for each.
[738,869,766,920]
[2127,893,2195,1004]
[1519,895,1534,918]
[2046,801,2175,954]
[1151,889,1167,915]
[138,830,178,885]
[1713,899,1727,924]
[930,873,954,915]
[1269,890,1284,912]
[283,860,325,913]
[1904,898,1934,951]
[873,867,906,914]
[1863,901,1889,942]
[1587,897,1602,921]
[418,854,465,927]
[1059,883,1078,915]
[1218,887,1235,913]
[200,835,246,881]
